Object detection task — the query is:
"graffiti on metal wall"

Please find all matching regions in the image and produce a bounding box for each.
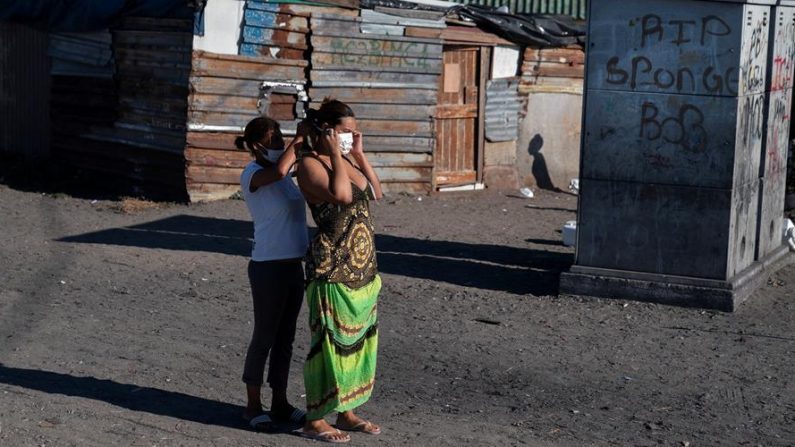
[326,37,434,70]
[766,91,792,175]
[771,11,795,92]
[740,13,768,95]
[603,10,768,97]
[639,101,708,155]
[605,14,741,95]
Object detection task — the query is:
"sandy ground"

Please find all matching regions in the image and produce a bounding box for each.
[0,184,794,447]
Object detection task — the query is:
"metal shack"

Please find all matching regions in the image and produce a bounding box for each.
[1,0,532,201]
[186,1,526,199]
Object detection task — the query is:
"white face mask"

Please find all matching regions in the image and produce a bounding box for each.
[337,132,354,155]
[261,146,285,164]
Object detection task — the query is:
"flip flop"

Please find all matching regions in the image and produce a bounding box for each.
[336,420,382,435]
[272,407,307,424]
[299,428,351,443]
[245,414,273,432]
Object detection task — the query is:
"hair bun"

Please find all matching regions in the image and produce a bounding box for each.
[234,136,246,150]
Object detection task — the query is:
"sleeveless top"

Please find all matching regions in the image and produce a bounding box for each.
[304,155,378,289]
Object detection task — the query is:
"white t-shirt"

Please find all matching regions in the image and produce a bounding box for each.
[240,161,309,262]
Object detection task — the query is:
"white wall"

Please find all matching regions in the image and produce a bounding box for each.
[192,0,245,55]
[492,46,520,79]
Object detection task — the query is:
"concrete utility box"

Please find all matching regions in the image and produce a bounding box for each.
[561,0,794,311]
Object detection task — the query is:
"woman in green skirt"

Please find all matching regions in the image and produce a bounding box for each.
[296,99,383,443]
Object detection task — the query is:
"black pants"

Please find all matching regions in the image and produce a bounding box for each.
[242,259,304,391]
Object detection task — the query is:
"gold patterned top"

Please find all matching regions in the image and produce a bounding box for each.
[304,157,378,289]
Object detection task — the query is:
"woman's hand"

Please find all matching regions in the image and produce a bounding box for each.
[351,131,364,156]
[321,128,341,156]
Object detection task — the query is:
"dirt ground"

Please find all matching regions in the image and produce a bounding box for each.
[0,183,794,447]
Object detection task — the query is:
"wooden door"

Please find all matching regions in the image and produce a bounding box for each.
[434,46,480,187]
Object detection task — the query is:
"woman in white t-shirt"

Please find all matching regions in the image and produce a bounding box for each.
[235,117,309,431]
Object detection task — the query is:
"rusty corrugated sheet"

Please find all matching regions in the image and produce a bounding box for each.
[308,12,444,194]
[485,77,520,142]
[240,1,309,60]
[448,0,587,19]
[182,0,334,202]
[186,47,309,201]
[0,22,51,158]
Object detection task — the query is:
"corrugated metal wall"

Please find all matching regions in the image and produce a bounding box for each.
[49,15,194,201]
[183,0,327,202]
[186,51,308,201]
[449,0,587,19]
[308,12,444,194]
[49,30,117,173]
[485,77,520,142]
[0,22,51,158]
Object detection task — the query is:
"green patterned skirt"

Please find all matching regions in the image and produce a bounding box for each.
[304,275,381,420]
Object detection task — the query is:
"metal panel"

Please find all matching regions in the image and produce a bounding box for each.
[763,88,793,178]
[309,13,443,193]
[586,1,770,97]
[757,6,795,258]
[728,179,761,277]
[577,178,733,280]
[768,6,795,92]
[757,171,788,258]
[360,9,446,29]
[188,51,307,127]
[485,77,520,142]
[188,0,311,202]
[239,1,314,60]
[307,87,437,104]
[0,22,51,158]
[581,90,763,190]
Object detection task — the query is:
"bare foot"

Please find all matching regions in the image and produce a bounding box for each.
[303,419,351,443]
[335,411,381,435]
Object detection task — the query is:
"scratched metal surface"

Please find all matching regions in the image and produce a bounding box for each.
[581,90,767,190]
[757,6,795,259]
[574,177,765,280]
[576,178,732,279]
[586,0,770,98]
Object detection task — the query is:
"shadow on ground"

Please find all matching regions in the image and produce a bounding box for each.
[58,215,572,296]
[0,364,240,428]
[0,154,188,202]
[0,364,302,434]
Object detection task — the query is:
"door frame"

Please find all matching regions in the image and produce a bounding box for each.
[432,45,491,191]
